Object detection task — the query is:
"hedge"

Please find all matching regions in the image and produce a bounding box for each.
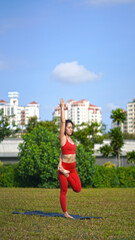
[0,163,135,188]
[93,165,135,188]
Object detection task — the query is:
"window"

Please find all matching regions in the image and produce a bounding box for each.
[7,108,10,115]
[11,108,14,115]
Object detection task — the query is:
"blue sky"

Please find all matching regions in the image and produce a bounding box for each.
[0,0,135,130]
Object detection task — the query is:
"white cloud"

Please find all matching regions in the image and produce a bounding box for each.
[52,61,102,83]
[0,61,9,70]
[84,0,135,6]
[106,103,120,111]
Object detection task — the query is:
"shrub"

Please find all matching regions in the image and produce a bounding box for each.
[93,165,119,188]
[17,126,61,188]
[0,163,18,187]
[0,160,3,167]
[17,126,95,188]
[116,166,135,187]
[76,144,95,187]
[104,161,115,168]
[93,165,135,188]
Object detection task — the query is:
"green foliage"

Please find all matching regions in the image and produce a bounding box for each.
[0,109,12,142]
[76,144,95,187]
[0,109,20,142]
[110,108,126,126]
[104,161,115,168]
[123,133,135,139]
[18,126,61,187]
[74,122,103,152]
[127,150,135,164]
[109,127,124,157]
[0,163,18,187]
[93,165,135,188]
[116,166,135,187]
[100,144,113,157]
[26,117,59,134]
[38,119,59,134]
[93,165,119,188]
[17,125,96,188]
[26,116,38,132]
[0,160,3,167]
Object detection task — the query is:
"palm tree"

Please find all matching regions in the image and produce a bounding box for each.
[110,108,126,167]
[110,108,126,127]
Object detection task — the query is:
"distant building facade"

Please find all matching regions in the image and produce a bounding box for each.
[127,98,135,134]
[112,98,135,134]
[0,92,39,128]
[53,99,102,126]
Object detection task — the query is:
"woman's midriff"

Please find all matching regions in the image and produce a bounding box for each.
[62,154,76,163]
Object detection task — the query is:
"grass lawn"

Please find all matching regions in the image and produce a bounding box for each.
[0,188,135,240]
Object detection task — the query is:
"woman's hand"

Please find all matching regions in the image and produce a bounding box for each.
[60,98,64,108]
[58,162,62,171]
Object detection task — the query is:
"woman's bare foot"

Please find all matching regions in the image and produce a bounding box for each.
[64,212,74,219]
[59,166,70,177]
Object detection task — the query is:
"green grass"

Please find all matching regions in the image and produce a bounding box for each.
[0,188,135,240]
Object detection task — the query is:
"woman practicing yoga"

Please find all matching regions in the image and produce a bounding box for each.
[58,98,81,219]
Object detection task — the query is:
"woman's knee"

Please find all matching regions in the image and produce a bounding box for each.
[60,187,67,195]
[73,185,81,193]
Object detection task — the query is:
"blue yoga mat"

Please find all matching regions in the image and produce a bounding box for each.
[12,211,102,220]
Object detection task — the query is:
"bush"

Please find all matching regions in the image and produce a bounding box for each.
[76,144,95,187]
[17,126,95,188]
[0,160,3,167]
[116,166,135,187]
[0,163,18,187]
[17,126,96,188]
[104,161,115,168]
[17,126,61,188]
[93,165,135,188]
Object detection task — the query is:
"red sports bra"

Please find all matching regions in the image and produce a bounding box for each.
[61,138,76,155]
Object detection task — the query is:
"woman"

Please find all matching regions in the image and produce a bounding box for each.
[58,98,81,219]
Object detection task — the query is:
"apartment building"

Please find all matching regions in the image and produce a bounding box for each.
[112,98,135,134]
[127,98,135,134]
[0,92,39,128]
[53,99,102,127]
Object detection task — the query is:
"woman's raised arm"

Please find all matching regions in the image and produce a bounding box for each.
[59,98,66,144]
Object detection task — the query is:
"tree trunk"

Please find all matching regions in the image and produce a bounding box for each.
[118,149,120,167]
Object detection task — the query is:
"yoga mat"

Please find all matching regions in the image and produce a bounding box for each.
[12,211,102,220]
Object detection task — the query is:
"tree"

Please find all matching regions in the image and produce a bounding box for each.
[38,119,59,134]
[99,144,113,158]
[127,151,135,164]
[110,108,126,126]
[18,126,61,187]
[74,122,104,153]
[17,125,96,187]
[26,117,59,134]
[109,127,124,167]
[26,116,38,132]
[110,108,126,167]
[0,109,19,142]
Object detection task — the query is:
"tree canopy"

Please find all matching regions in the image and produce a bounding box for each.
[74,122,103,153]
[0,109,19,142]
[17,125,95,187]
[110,108,126,126]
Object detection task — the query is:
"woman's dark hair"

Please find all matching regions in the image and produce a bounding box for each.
[64,119,74,135]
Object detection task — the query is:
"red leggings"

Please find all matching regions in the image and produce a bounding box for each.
[58,161,81,212]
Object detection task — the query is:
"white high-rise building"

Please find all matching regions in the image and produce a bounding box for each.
[127,98,135,134]
[0,92,39,128]
[111,98,135,134]
[53,99,102,127]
